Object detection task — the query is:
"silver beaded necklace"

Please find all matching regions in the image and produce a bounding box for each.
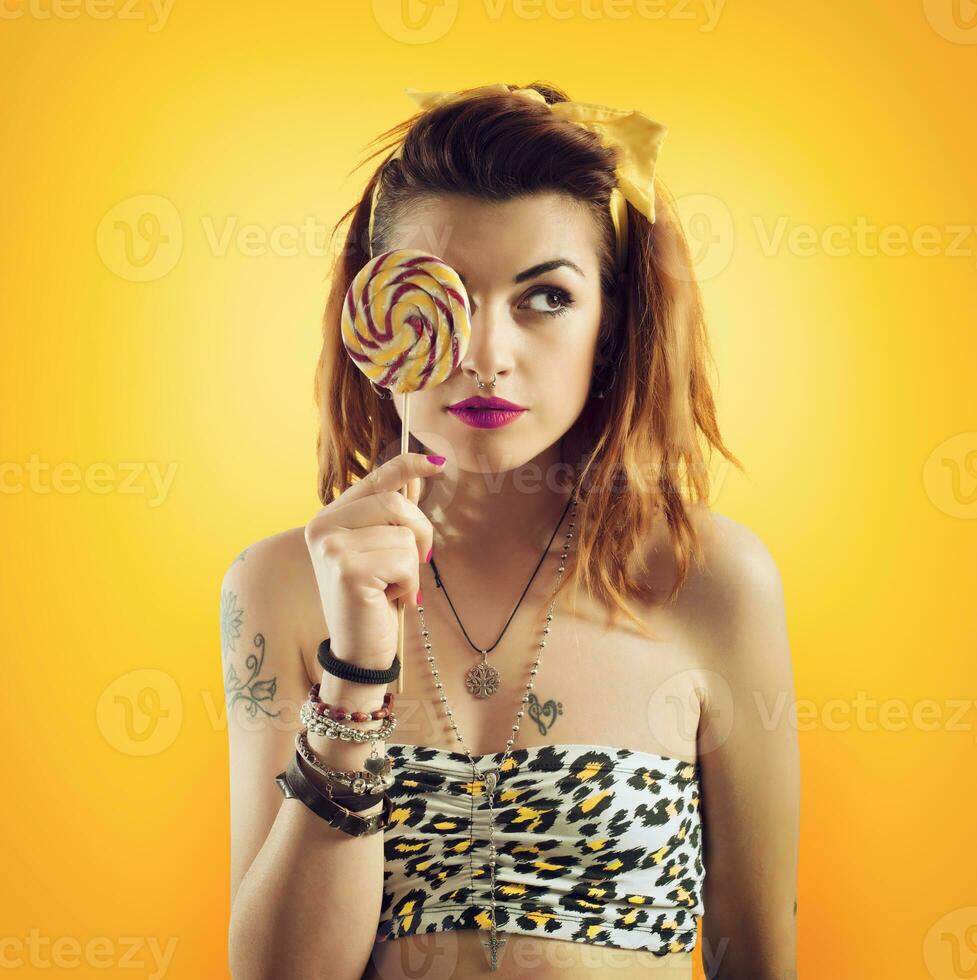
[430,488,578,700]
[414,493,578,971]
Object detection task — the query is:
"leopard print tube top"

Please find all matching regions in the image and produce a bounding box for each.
[375,742,704,955]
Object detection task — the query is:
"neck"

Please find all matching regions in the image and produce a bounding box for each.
[417,441,576,561]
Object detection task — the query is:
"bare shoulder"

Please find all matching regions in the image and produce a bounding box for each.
[657,504,789,678]
[646,503,782,601]
[688,506,784,608]
[221,526,321,652]
[221,526,311,596]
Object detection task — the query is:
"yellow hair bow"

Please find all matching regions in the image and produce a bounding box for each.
[366,84,668,270]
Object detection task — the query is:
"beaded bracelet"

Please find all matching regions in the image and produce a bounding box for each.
[295,728,395,796]
[308,683,394,722]
[300,700,398,742]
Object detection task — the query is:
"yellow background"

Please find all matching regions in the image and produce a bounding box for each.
[2,1,975,977]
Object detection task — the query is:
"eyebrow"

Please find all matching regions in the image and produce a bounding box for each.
[456,258,586,287]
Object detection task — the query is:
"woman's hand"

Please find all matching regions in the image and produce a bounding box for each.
[303,452,444,668]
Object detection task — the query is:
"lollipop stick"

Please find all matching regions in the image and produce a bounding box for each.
[396,391,410,694]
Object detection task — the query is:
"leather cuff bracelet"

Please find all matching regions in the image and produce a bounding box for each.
[292,750,387,810]
[276,754,392,836]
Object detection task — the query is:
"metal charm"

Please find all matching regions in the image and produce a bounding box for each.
[364,754,391,776]
[482,768,499,794]
[465,652,501,699]
[482,929,507,970]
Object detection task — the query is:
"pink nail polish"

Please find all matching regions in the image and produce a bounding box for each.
[416,589,423,605]
[426,547,432,563]
[426,454,446,465]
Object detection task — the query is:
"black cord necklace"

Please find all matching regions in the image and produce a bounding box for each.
[427,485,579,699]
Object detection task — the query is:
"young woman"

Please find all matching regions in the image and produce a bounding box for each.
[223,82,800,980]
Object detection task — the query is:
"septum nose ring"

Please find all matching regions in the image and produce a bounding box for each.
[475,373,497,389]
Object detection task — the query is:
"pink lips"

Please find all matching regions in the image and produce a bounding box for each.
[447,395,527,429]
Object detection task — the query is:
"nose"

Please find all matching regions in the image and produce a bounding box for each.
[458,304,516,389]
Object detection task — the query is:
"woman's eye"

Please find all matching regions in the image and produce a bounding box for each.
[524,287,575,318]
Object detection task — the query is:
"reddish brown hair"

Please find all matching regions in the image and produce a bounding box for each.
[314,81,743,638]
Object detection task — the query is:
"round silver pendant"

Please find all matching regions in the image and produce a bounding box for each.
[465,659,501,699]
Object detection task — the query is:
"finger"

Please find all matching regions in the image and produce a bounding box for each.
[342,452,445,504]
[344,548,420,605]
[406,475,420,506]
[328,493,433,564]
[344,523,417,555]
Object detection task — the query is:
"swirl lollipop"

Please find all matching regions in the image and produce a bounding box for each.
[342,248,472,690]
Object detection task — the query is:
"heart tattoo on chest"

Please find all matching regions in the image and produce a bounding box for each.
[526,694,563,735]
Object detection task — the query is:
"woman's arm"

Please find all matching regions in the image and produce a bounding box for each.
[695,517,800,979]
[222,531,388,980]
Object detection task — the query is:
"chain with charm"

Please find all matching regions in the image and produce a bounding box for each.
[464,651,501,698]
[415,494,578,971]
[429,489,577,700]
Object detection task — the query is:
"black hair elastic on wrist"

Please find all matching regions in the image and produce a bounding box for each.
[317,638,402,685]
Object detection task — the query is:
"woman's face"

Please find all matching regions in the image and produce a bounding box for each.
[386,191,605,475]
